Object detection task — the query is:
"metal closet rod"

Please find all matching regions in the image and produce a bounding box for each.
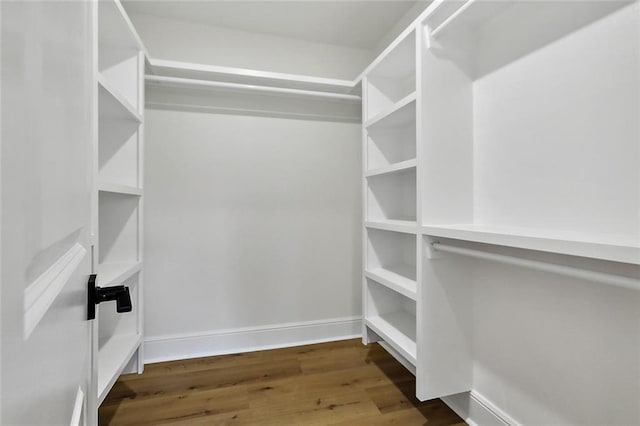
[431,242,640,292]
[145,75,362,102]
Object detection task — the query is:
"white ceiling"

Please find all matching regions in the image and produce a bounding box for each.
[122,1,428,50]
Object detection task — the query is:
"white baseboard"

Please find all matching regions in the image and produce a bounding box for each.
[443,390,520,426]
[144,316,362,364]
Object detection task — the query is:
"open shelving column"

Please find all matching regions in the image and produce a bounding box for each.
[414,0,640,401]
[93,0,147,406]
[362,29,419,376]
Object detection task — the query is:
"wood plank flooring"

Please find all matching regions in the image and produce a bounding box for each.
[99,339,465,425]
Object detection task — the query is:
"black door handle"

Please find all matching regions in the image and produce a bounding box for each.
[88,274,133,320]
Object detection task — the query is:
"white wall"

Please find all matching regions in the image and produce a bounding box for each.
[142,108,362,359]
[128,12,371,79]
[470,256,640,425]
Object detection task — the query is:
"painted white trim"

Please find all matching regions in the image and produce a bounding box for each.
[23,243,87,338]
[69,386,85,426]
[442,390,521,426]
[144,316,362,364]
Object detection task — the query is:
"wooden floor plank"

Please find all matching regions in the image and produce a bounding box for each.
[106,358,301,402]
[100,339,465,425]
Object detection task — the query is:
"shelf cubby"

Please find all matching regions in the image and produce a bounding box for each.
[365,279,417,365]
[98,333,142,405]
[366,121,416,171]
[366,228,417,298]
[97,273,141,404]
[98,0,144,110]
[365,30,416,119]
[98,191,140,265]
[98,74,142,124]
[367,167,416,223]
[98,93,141,188]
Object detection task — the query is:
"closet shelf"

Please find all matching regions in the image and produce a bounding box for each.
[147,58,359,96]
[98,333,142,405]
[422,224,640,265]
[366,265,417,300]
[366,159,417,178]
[97,261,142,288]
[98,182,143,196]
[98,74,143,123]
[366,220,418,234]
[365,312,417,365]
[98,0,147,54]
[365,92,416,129]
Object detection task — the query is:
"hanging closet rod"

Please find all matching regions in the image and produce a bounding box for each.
[145,75,362,102]
[431,242,640,292]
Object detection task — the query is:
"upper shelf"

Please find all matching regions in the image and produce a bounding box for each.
[365,92,416,129]
[147,58,359,96]
[99,0,147,55]
[422,224,640,265]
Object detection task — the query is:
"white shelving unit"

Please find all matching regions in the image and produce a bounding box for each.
[361,0,640,405]
[416,0,638,401]
[362,28,419,377]
[93,0,146,406]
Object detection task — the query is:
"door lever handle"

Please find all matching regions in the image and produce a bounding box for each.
[87,274,133,320]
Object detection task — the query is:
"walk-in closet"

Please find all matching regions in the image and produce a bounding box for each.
[1,1,638,425]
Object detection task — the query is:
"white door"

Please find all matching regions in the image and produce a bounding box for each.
[1,1,96,425]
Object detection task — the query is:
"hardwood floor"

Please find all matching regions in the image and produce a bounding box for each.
[99,339,465,425]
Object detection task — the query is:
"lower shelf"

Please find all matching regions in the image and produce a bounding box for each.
[98,333,142,405]
[365,311,417,366]
[365,264,417,300]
